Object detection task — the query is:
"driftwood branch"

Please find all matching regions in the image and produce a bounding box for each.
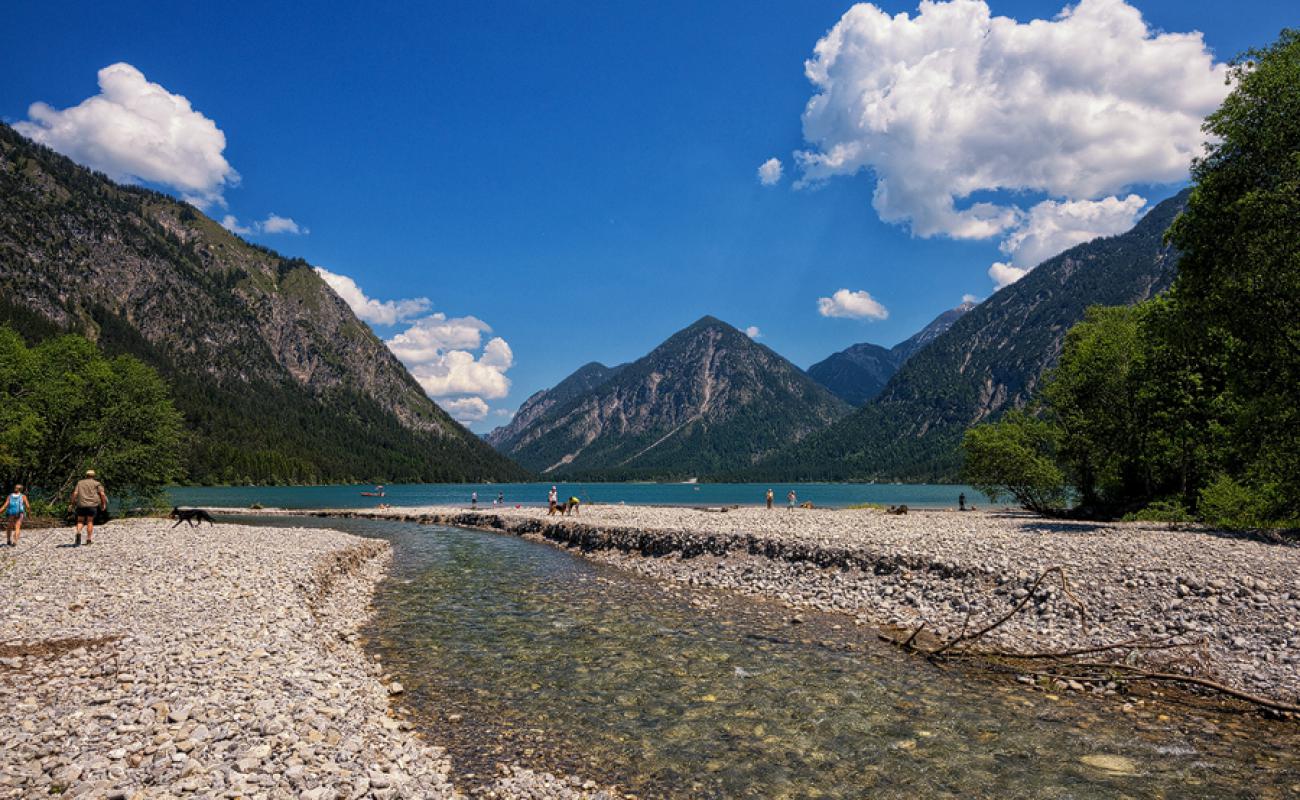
[882,566,1296,715]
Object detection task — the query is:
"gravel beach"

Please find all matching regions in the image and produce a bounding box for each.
[357,504,1300,707]
[0,520,613,799]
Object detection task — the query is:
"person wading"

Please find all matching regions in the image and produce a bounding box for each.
[70,469,107,546]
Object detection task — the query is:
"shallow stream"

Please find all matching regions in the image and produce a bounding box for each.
[254,515,1300,798]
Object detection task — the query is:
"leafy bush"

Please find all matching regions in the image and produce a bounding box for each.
[1122,499,1194,524]
[1197,475,1280,530]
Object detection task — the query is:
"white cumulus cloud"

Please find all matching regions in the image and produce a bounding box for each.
[793,0,1229,285]
[988,262,1029,289]
[961,293,980,304]
[438,397,490,424]
[1000,195,1146,268]
[315,268,516,423]
[757,157,783,186]
[15,62,239,208]
[745,326,762,339]
[314,267,432,326]
[817,289,889,320]
[404,338,513,400]
[223,213,306,236]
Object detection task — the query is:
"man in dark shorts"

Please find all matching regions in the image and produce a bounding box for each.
[70,469,107,546]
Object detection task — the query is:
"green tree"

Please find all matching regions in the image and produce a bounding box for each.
[962,411,1068,514]
[1163,28,1300,523]
[0,326,184,510]
[1041,306,1143,510]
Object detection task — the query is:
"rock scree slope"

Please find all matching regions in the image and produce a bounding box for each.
[496,316,852,480]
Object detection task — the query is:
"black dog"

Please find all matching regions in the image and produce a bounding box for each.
[170,507,216,527]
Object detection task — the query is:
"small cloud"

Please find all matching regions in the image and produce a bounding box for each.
[314,267,431,326]
[745,326,762,339]
[220,215,251,235]
[222,212,306,236]
[757,157,783,186]
[961,293,980,304]
[15,62,238,208]
[493,408,515,419]
[817,289,889,321]
[260,213,304,234]
[988,262,1028,290]
[438,397,489,424]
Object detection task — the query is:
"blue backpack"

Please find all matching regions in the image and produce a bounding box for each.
[7,493,23,515]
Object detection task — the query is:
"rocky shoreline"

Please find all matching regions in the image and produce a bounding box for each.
[338,504,1300,708]
[0,520,613,799]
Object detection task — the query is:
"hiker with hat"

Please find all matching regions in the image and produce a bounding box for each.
[69,469,107,546]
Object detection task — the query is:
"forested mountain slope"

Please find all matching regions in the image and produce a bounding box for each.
[743,190,1189,482]
[0,123,528,484]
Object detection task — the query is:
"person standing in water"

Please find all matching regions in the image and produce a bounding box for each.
[70,470,107,546]
[5,484,29,546]
[765,489,774,510]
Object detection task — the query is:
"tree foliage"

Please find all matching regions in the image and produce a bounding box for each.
[962,411,1067,514]
[962,30,1300,529]
[0,326,184,508]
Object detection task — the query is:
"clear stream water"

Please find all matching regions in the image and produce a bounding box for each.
[169,482,992,511]
[235,514,1300,799]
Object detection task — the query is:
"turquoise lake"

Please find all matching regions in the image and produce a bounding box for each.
[169,481,992,510]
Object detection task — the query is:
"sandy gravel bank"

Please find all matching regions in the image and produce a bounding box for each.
[0,520,613,799]
[355,504,1300,706]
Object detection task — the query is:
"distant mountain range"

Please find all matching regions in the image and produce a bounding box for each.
[807,301,975,405]
[741,189,1189,482]
[488,316,851,480]
[0,123,528,484]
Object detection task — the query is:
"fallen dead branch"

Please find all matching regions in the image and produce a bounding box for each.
[882,565,1297,716]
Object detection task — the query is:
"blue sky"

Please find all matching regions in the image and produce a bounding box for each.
[2,1,1292,430]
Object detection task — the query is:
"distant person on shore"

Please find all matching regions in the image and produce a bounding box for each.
[496,491,504,507]
[548,486,559,515]
[959,493,967,511]
[70,470,107,546]
[765,489,774,510]
[471,491,478,509]
[566,496,581,516]
[6,484,29,546]
[787,490,796,511]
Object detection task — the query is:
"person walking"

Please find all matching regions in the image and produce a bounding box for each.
[958,492,967,511]
[548,485,559,515]
[787,490,796,511]
[5,484,29,546]
[471,491,478,509]
[70,469,107,546]
[765,489,774,510]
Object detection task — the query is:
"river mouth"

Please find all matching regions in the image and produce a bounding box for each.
[244,515,1300,798]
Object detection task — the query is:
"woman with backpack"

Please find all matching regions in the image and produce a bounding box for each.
[6,484,29,547]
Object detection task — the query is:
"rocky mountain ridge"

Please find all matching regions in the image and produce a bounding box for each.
[807,301,975,405]
[741,190,1190,482]
[0,122,527,483]
[496,316,851,479]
